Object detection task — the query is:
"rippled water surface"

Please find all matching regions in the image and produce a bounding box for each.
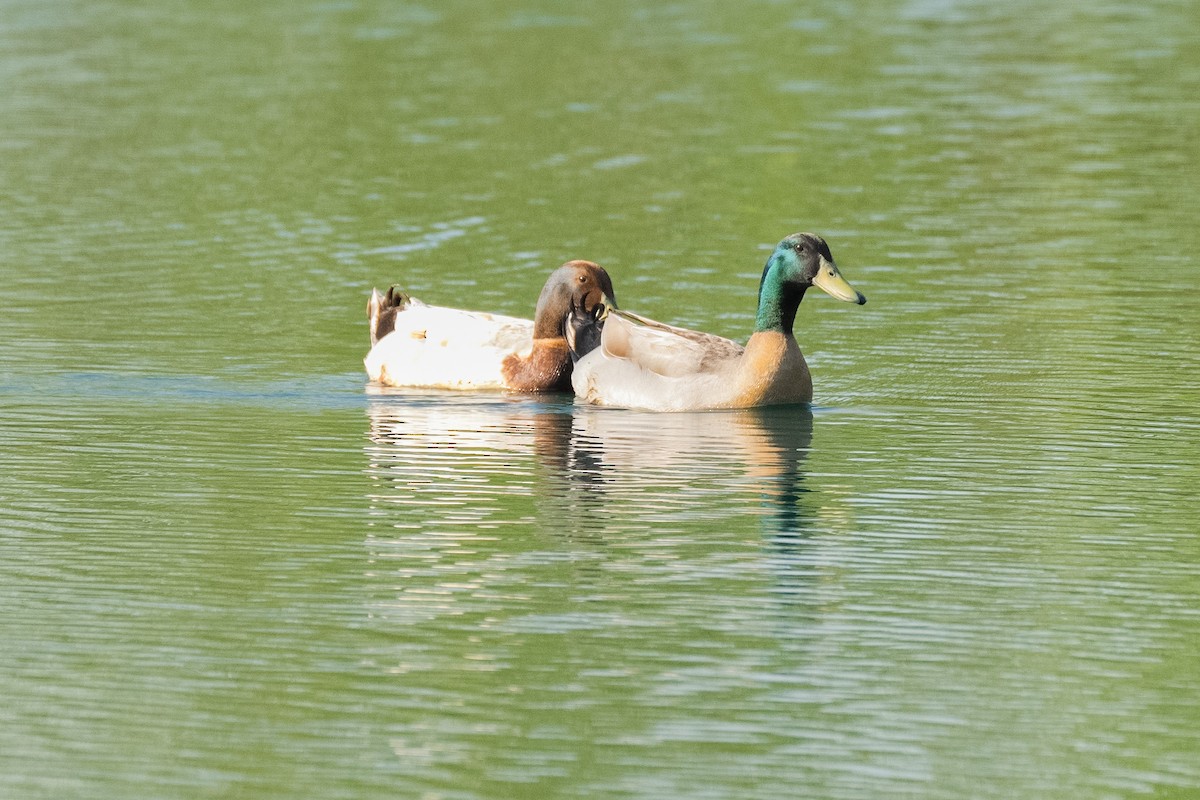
[3,1,1199,798]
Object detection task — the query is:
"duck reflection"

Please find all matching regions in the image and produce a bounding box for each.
[366,390,815,537]
[365,387,565,527]
[365,392,821,608]
[547,404,814,542]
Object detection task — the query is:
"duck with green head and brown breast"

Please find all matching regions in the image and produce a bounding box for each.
[366,260,616,392]
[565,233,865,411]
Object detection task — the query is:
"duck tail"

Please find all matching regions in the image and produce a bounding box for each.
[564,301,606,364]
[368,285,413,346]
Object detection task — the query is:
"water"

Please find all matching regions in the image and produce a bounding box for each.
[3,1,1199,797]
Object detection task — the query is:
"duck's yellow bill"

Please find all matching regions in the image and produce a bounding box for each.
[813,257,866,305]
[598,294,616,320]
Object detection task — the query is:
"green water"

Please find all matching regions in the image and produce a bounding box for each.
[3,1,1199,798]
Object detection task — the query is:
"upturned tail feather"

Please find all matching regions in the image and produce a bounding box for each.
[367,285,413,346]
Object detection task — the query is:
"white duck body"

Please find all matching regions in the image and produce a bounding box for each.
[364,261,616,392]
[365,298,534,390]
[569,309,812,411]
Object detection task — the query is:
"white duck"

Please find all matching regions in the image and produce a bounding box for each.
[366,260,615,392]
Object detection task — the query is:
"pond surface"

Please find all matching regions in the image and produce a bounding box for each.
[3,1,1199,798]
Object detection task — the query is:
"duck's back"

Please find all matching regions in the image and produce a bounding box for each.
[365,301,534,389]
[601,310,744,377]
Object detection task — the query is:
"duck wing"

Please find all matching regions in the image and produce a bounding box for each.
[602,308,744,378]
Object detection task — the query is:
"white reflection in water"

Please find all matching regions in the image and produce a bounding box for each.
[361,391,831,764]
[563,403,815,535]
[364,389,816,541]
[363,390,825,626]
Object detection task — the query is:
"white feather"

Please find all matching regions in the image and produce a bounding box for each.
[364,301,534,390]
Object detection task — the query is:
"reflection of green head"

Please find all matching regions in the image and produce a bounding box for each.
[755,233,865,335]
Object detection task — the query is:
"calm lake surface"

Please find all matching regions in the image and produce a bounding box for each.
[3,1,1199,797]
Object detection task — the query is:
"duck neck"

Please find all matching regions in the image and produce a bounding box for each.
[532,313,561,340]
[532,288,566,339]
[754,261,805,336]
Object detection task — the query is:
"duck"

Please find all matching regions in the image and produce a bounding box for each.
[365,260,616,392]
[565,233,865,411]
